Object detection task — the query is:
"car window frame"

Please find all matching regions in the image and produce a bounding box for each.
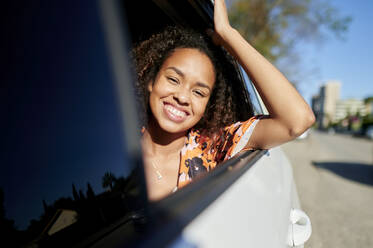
[238,66,266,115]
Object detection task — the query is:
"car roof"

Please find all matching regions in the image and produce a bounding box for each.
[122,0,214,43]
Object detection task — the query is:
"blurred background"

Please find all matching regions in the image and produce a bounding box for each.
[229,0,372,247]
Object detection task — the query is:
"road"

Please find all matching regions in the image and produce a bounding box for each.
[281,130,373,248]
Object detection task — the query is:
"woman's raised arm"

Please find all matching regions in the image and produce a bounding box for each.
[210,0,315,149]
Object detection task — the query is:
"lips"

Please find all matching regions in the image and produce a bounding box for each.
[163,102,189,123]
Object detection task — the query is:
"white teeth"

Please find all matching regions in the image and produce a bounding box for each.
[165,105,186,117]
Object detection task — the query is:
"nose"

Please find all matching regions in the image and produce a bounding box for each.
[173,87,191,106]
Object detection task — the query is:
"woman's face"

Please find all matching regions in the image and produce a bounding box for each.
[148,48,216,134]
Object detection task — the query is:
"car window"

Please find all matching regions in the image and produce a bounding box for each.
[239,66,265,115]
[3,1,147,247]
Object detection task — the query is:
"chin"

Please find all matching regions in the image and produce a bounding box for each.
[158,121,190,134]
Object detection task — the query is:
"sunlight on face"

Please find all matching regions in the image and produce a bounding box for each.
[148,48,216,134]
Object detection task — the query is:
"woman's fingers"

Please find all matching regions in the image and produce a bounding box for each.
[211,0,235,47]
[213,0,230,34]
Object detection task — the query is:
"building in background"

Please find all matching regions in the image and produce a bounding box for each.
[312,82,372,131]
[311,95,322,127]
[312,81,341,128]
[334,99,366,121]
[365,97,373,116]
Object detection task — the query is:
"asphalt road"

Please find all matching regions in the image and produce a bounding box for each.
[281,130,373,248]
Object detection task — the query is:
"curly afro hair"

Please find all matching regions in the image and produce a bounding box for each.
[131,26,252,137]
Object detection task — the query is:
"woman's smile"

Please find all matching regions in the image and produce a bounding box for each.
[163,102,190,123]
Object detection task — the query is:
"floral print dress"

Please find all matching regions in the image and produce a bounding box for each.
[177,115,261,188]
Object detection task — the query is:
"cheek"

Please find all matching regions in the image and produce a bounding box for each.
[152,80,173,98]
[148,91,160,114]
[149,82,166,103]
[193,98,210,117]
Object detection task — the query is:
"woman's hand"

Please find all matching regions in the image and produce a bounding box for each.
[208,0,234,46]
[214,0,231,34]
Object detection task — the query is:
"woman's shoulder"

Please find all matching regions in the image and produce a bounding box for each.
[188,115,262,143]
[214,115,263,159]
[224,115,262,133]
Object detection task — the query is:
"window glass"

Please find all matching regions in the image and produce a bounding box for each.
[239,67,265,115]
[3,2,146,247]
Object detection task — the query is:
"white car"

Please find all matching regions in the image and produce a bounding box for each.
[297,129,310,140]
[3,0,311,247]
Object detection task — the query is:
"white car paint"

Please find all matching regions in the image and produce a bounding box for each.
[171,147,309,248]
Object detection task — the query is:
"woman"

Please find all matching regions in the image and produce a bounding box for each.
[132,0,315,201]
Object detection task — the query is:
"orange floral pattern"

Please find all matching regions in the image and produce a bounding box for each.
[177,115,261,188]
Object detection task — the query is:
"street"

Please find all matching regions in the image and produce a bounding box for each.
[281,130,373,248]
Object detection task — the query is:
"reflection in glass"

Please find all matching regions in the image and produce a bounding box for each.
[3,1,147,247]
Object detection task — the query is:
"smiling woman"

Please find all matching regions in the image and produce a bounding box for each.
[148,48,215,134]
[133,26,248,200]
[132,0,315,201]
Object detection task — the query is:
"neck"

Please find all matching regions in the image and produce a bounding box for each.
[142,119,187,157]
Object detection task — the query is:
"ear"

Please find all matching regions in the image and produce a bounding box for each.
[147,80,153,93]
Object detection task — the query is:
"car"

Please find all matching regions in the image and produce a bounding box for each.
[329,128,335,135]
[3,0,311,247]
[365,126,373,139]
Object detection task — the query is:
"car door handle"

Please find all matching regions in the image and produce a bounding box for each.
[287,208,312,247]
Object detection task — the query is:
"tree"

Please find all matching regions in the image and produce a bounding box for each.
[102,172,117,191]
[229,0,351,85]
[0,188,20,245]
[42,199,49,213]
[86,183,95,199]
[72,183,79,202]
[364,96,373,104]
[362,113,373,130]
[79,190,86,201]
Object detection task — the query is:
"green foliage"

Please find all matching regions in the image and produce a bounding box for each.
[229,0,351,85]
[364,96,373,104]
[362,114,373,128]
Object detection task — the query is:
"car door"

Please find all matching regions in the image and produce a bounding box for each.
[109,0,310,247]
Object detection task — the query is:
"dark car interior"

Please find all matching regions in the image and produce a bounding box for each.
[122,0,213,43]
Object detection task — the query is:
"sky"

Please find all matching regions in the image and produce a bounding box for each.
[297,0,373,103]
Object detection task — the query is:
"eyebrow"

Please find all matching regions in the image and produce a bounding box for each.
[166,66,184,77]
[166,66,212,92]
